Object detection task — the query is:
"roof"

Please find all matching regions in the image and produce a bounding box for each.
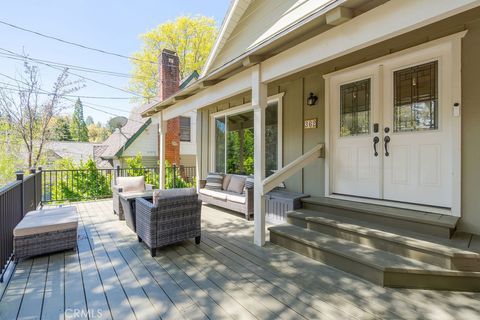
[44,141,99,163]
[180,70,199,89]
[141,0,346,117]
[99,107,151,159]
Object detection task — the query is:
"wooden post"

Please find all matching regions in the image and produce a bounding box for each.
[252,64,267,247]
[159,111,167,189]
[16,171,24,216]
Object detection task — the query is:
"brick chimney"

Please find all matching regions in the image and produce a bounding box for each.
[158,49,181,166]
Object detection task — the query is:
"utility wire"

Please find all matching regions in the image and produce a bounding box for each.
[0,50,154,81]
[0,47,157,100]
[0,19,156,64]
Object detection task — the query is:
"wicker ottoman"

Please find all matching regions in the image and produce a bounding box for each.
[14,207,78,261]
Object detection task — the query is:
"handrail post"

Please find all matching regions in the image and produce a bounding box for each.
[37,167,42,206]
[29,168,36,206]
[16,170,24,216]
[172,164,177,189]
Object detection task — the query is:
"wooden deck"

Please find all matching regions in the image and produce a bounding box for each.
[1,199,479,320]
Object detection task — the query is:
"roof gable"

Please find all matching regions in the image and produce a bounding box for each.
[203,0,335,75]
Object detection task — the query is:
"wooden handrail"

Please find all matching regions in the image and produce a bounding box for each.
[261,143,324,195]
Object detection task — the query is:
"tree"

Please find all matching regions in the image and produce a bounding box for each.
[71,98,89,142]
[85,115,94,125]
[87,123,109,143]
[129,15,218,100]
[51,116,72,141]
[0,62,83,167]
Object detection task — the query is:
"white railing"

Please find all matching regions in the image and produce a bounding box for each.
[261,143,324,196]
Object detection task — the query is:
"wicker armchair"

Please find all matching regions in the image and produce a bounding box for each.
[112,176,151,219]
[135,188,202,257]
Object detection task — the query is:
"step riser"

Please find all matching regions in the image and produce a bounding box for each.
[305,220,453,270]
[385,272,480,292]
[303,202,453,238]
[270,231,384,286]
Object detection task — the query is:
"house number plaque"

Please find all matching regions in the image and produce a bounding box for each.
[304,118,317,129]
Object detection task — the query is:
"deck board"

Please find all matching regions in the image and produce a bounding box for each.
[0,199,479,320]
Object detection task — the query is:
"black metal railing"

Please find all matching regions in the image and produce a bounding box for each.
[42,164,196,203]
[1,169,42,282]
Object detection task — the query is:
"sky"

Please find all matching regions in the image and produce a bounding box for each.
[0,0,230,124]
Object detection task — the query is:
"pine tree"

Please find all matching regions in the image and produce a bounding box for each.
[71,98,89,142]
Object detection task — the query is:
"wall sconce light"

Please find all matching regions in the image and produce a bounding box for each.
[307,92,318,106]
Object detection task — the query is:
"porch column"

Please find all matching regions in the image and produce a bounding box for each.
[158,111,167,189]
[252,64,267,247]
[195,110,202,192]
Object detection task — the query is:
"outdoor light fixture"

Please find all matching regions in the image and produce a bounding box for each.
[307,92,318,106]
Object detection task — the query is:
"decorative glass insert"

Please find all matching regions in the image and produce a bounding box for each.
[393,61,438,132]
[340,79,371,137]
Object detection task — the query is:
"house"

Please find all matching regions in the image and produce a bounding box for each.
[142,0,480,290]
[42,141,109,168]
[99,51,198,168]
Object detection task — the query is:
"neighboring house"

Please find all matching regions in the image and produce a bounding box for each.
[142,0,480,290]
[43,141,109,168]
[99,51,198,168]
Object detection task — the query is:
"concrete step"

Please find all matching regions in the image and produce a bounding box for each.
[288,209,480,271]
[269,224,480,291]
[301,197,458,238]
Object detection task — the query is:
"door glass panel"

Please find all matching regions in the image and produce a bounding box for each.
[226,111,254,175]
[394,61,438,132]
[214,117,225,172]
[340,79,371,137]
[265,102,278,177]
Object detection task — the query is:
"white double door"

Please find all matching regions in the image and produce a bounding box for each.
[329,44,455,208]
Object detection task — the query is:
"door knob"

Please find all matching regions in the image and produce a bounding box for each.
[384,136,391,156]
[373,136,379,157]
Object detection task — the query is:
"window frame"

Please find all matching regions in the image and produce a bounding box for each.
[179,116,191,142]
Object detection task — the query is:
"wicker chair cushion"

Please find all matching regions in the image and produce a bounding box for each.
[227,175,246,194]
[199,188,228,200]
[25,206,76,217]
[205,172,224,190]
[14,208,78,237]
[116,176,145,192]
[225,191,246,204]
[153,188,197,205]
[222,174,232,190]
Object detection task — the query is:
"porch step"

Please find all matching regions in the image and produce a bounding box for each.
[269,224,480,291]
[288,209,480,271]
[301,197,458,238]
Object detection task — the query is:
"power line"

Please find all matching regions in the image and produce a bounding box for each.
[0,50,154,81]
[0,47,157,100]
[0,19,156,65]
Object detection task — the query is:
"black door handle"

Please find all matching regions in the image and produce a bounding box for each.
[384,136,391,156]
[373,136,379,157]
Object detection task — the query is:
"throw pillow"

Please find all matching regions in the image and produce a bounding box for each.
[117,176,145,193]
[222,174,232,190]
[205,172,224,190]
[227,175,246,194]
[245,176,254,189]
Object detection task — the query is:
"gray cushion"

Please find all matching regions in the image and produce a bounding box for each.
[227,175,245,194]
[222,174,232,190]
[116,176,145,193]
[205,172,224,190]
[245,176,254,189]
[153,188,196,204]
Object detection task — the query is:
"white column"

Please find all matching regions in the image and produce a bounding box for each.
[195,110,202,192]
[158,111,167,189]
[252,64,267,247]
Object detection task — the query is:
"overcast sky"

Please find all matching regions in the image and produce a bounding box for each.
[0,0,230,123]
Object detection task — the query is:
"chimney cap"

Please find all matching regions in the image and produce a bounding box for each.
[162,48,177,56]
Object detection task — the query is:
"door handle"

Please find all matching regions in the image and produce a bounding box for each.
[384,136,391,156]
[373,136,379,157]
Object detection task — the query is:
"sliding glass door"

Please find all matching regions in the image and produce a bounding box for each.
[212,99,281,177]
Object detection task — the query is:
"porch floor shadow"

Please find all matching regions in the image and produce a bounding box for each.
[1,199,479,319]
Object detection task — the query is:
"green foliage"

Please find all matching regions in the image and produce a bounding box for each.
[129,15,218,100]
[70,98,89,142]
[51,116,72,141]
[51,158,112,201]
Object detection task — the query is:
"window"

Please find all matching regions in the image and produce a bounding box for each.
[340,79,371,137]
[179,116,191,142]
[393,61,438,132]
[211,97,282,177]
